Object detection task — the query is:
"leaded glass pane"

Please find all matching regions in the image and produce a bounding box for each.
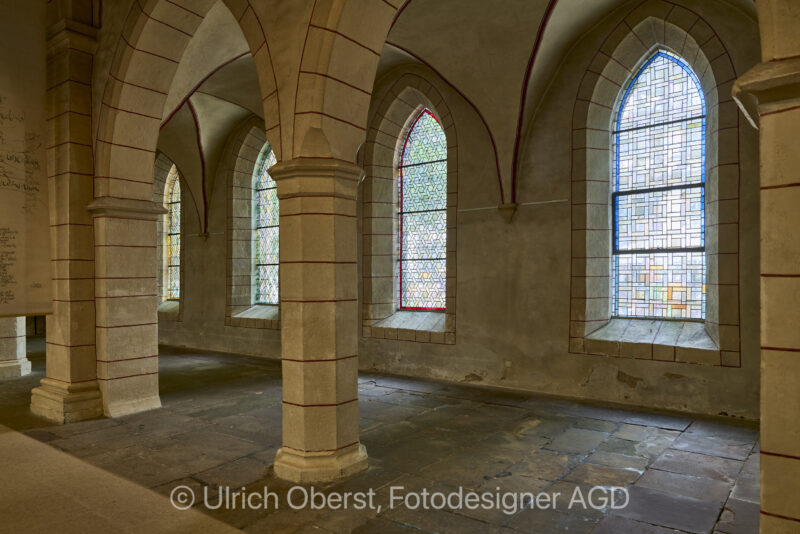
[164,166,181,300]
[613,252,705,319]
[615,117,704,191]
[167,266,180,299]
[253,145,279,305]
[401,111,447,167]
[399,109,447,310]
[613,51,706,320]
[615,187,704,251]
[401,161,447,212]
[401,211,447,260]
[401,259,447,310]
[256,265,279,307]
[257,226,279,266]
[617,51,704,131]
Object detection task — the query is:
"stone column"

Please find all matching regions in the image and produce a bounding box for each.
[88,198,163,418]
[0,318,30,378]
[270,158,367,483]
[734,27,800,533]
[30,18,103,423]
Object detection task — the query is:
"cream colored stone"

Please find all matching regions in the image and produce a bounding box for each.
[30,378,103,424]
[274,444,368,484]
[761,453,800,521]
[0,318,29,378]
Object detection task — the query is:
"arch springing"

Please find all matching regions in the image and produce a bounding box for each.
[253,143,279,305]
[612,50,706,319]
[398,109,447,310]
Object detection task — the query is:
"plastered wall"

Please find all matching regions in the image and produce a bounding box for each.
[359,0,762,419]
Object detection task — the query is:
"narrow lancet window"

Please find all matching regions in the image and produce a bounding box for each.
[253,143,279,305]
[398,109,448,310]
[164,165,181,300]
[613,50,706,319]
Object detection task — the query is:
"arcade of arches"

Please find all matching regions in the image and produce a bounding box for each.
[0,0,798,532]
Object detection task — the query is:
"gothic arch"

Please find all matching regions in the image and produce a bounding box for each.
[292,0,399,160]
[221,115,281,330]
[88,0,281,416]
[361,72,458,344]
[569,1,742,367]
[153,152,186,323]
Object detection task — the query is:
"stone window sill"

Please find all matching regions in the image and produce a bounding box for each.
[157,300,180,322]
[583,318,719,365]
[364,310,454,345]
[227,305,280,330]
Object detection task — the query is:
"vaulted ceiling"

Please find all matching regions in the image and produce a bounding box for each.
[156,0,758,225]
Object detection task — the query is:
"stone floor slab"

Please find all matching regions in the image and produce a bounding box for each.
[715,498,760,534]
[635,469,732,504]
[651,449,744,483]
[614,486,723,534]
[670,433,755,461]
[545,428,609,454]
[0,342,761,534]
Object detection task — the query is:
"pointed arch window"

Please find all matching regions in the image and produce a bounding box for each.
[253,143,279,305]
[398,109,447,311]
[164,165,181,300]
[612,50,706,319]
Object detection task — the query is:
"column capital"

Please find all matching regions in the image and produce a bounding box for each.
[269,158,365,200]
[87,197,167,220]
[46,16,97,59]
[733,57,800,128]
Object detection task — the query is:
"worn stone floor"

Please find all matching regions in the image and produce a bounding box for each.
[0,338,760,533]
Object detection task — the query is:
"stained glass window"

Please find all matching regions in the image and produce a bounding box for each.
[164,165,181,300]
[253,143,279,305]
[398,109,447,310]
[612,50,706,319]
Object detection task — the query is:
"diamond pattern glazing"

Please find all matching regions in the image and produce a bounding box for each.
[253,145,279,305]
[399,110,447,310]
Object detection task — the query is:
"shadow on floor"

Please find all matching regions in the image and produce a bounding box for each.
[0,341,760,533]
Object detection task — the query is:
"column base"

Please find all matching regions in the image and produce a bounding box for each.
[30,378,104,424]
[104,395,161,418]
[0,358,31,378]
[274,443,368,483]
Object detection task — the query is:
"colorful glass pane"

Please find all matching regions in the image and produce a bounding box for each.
[615,187,704,251]
[253,145,279,305]
[399,109,447,310]
[164,166,181,300]
[613,51,706,319]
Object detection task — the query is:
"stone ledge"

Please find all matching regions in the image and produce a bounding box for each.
[157,300,180,323]
[578,318,722,365]
[227,305,280,330]
[365,310,455,345]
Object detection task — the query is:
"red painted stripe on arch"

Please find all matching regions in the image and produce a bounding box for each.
[511,0,559,203]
